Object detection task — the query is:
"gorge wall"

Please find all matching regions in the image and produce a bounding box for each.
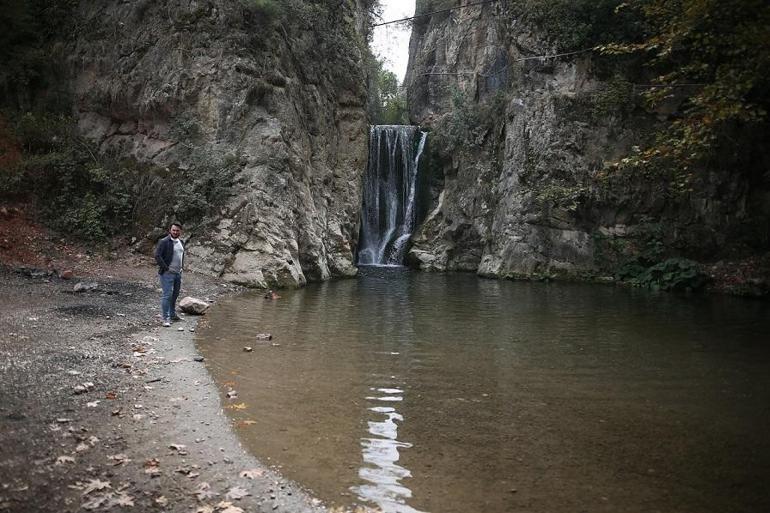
[67,0,373,288]
[404,1,770,285]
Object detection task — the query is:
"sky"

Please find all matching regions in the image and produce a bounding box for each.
[370,0,416,83]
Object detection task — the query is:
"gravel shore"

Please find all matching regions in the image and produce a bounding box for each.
[0,262,327,513]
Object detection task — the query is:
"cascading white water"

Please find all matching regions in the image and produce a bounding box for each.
[358,125,427,266]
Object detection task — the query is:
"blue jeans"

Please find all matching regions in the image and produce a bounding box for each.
[160,272,181,320]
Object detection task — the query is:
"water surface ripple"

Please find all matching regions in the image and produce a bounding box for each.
[197,268,770,513]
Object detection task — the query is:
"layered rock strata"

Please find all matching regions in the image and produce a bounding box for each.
[70,0,371,287]
[404,1,768,279]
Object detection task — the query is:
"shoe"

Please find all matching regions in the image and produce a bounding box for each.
[163,319,171,327]
[171,315,183,322]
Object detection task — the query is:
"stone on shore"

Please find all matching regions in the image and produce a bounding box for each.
[74,281,98,292]
[179,297,209,315]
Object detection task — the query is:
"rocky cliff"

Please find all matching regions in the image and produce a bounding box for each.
[68,0,372,288]
[404,0,770,286]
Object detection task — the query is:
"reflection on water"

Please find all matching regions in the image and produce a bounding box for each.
[196,268,770,513]
[353,387,424,513]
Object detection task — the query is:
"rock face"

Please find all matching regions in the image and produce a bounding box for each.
[404,2,609,276]
[404,2,769,278]
[69,0,372,288]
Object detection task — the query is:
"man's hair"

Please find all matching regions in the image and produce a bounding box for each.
[170,222,183,230]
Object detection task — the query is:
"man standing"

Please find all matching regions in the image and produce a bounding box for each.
[155,222,185,327]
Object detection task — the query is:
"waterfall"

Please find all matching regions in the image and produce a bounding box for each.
[358,125,427,266]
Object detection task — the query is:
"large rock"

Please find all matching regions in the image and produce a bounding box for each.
[68,0,371,288]
[404,2,769,278]
[178,297,209,315]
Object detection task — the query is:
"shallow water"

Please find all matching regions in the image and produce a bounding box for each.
[197,268,770,513]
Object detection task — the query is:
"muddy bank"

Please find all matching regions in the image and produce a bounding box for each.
[0,262,329,513]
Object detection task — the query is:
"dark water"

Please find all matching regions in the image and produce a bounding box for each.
[196,268,770,513]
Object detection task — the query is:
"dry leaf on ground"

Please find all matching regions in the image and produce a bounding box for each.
[216,502,244,513]
[225,487,250,500]
[108,454,131,466]
[82,479,111,496]
[107,493,134,507]
[194,482,218,501]
[239,469,264,479]
[82,494,109,510]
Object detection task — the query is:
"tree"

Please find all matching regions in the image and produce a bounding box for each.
[600,0,770,179]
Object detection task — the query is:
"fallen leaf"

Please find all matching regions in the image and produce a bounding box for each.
[226,403,247,411]
[239,469,264,479]
[144,458,161,477]
[107,493,134,507]
[225,487,250,500]
[108,454,131,466]
[194,482,218,501]
[55,455,75,465]
[105,391,117,400]
[82,479,111,496]
[241,420,257,426]
[82,494,109,510]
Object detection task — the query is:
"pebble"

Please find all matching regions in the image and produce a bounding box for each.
[193,356,205,362]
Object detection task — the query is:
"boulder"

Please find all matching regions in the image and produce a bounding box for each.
[179,296,209,315]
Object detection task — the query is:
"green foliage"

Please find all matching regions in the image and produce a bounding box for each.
[535,184,588,213]
[620,257,708,291]
[600,0,770,179]
[0,0,76,111]
[433,88,505,150]
[1,113,238,242]
[593,75,637,119]
[378,68,408,125]
[365,55,408,125]
[505,0,640,52]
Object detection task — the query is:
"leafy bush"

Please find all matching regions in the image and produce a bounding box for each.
[536,184,588,212]
[506,0,640,52]
[599,0,770,183]
[366,56,408,125]
[628,258,708,291]
[432,88,505,150]
[1,113,238,242]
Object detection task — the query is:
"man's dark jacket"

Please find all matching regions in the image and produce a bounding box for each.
[154,235,184,275]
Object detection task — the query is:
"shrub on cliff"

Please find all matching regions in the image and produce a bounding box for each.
[0,113,237,242]
[600,0,770,187]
